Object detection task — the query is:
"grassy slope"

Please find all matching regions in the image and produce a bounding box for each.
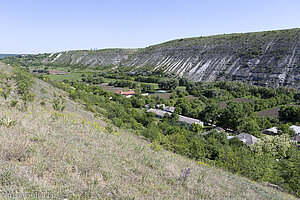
[0,62,297,199]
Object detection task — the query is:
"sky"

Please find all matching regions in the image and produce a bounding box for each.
[0,0,300,54]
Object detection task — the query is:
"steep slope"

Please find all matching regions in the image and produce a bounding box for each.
[9,28,300,89]
[21,49,137,67]
[123,28,300,88]
[0,62,298,199]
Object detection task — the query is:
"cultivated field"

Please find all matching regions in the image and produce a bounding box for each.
[98,83,131,92]
[220,98,255,108]
[150,92,172,99]
[256,104,300,117]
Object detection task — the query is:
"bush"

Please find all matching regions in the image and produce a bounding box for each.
[40,101,46,106]
[10,100,18,107]
[0,116,16,127]
[52,96,66,111]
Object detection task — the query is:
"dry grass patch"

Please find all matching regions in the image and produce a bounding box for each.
[0,104,297,199]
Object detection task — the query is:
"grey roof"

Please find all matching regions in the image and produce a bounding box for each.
[215,127,225,132]
[178,115,203,126]
[165,106,175,113]
[156,104,175,113]
[233,133,258,146]
[157,104,166,109]
[227,136,235,139]
[292,134,300,143]
[147,108,203,126]
[262,127,278,135]
[201,132,210,136]
[289,125,300,134]
[147,108,170,117]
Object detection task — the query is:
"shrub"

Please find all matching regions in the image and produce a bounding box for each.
[52,96,66,111]
[0,116,16,127]
[10,100,18,107]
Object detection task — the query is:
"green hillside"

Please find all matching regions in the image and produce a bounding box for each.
[0,62,298,199]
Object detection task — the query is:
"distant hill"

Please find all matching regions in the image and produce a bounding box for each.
[5,28,300,89]
[0,54,20,59]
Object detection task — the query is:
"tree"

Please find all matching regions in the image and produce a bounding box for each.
[219,102,247,130]
[168,79,179,90]
[279,145,300,196]
[190,123,203,134]
[13,68,35,110]
[179,77,189,86]
[158,79,168,90]
[251,134,291,158]
[166,132,189,155]
[238,119,261,137]
[158,79,179,90]
[141,83,155,93]
[142,123,163,142]
[131,96,145,108]
[279,106,300,123]
[0,71,11,100]
[200,102,221,125]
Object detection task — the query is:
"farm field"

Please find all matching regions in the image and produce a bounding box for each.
[98,83,131,92]
[43,73,82,81]
[150,92,172,99]
[186,95,199,101]
[256,104,300,117]
[219,98,255,108]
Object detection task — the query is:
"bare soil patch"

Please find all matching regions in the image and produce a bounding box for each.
[219,98,255,108]
[98,83,130,92]
[186,95,199,102]
[256,104,300,117]
[150,93,172,99]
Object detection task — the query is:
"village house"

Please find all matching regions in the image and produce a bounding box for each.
[229,133,258,146]
[289,125,300,135]
[114,90,135,96]
[156,104,175,113]
[201,131,210,136]
[289,125,300,145]
[141,93,149,97]
[215,127,225,133]
[291,134,300,144]
[147,108,203,127]
[262,127,278,135]
[147,108,167,119]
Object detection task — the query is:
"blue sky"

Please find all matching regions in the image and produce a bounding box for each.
[1,0,300,54]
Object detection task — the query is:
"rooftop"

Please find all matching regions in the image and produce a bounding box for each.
[147,108,203,126]
[262,127,278,135]
[236,133,258,146]
[228,133,258,146]
[289,125,300,134]
[114,90,135,95]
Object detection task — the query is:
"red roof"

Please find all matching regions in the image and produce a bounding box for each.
[114,90,135,95]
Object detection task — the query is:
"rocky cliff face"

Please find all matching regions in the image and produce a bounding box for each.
[24,49,137,67]
[122,29,300,89]
[14,28,300,89]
